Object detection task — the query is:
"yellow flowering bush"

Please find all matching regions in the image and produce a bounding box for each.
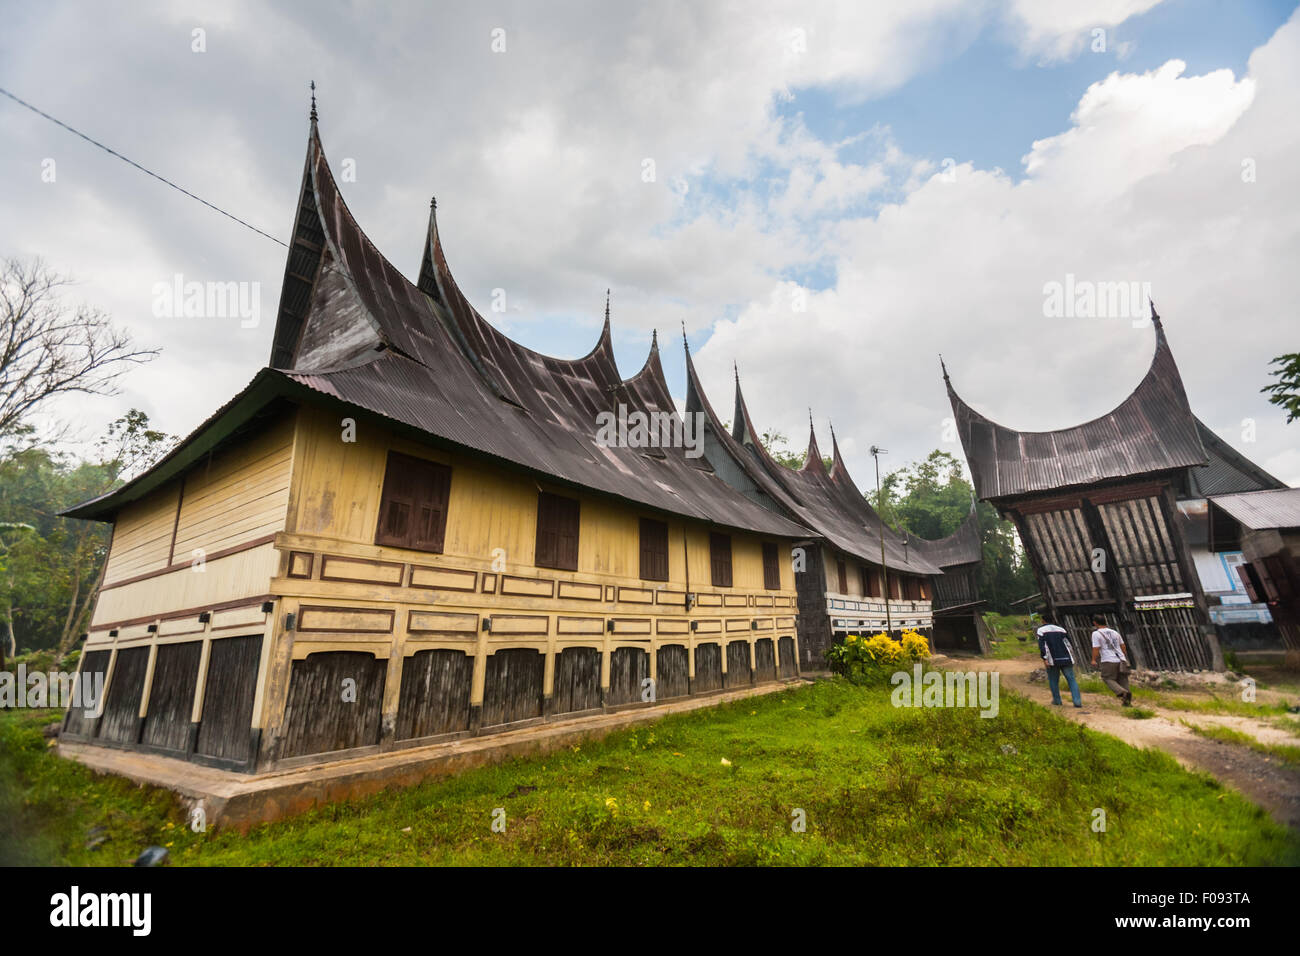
[827,629,929,682]
[900,629,931,661]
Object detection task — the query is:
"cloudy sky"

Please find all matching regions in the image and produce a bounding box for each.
[2,0,1297,489]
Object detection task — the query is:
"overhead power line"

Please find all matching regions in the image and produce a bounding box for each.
[0,85,287,247]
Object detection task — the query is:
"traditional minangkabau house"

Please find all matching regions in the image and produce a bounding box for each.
[57,113,811,773]
[1208,488,1300,666]
[944,308,1231,672]
[906,508,991,654]
[683,357,941,669]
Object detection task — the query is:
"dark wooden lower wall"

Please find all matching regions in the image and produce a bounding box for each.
[754,638,776,682]
[778,636,798,679]
[97,646,149,744]
[62,649,111,738]
[279,651,386,759]
[608,647,649,706]
[481,648,544,728]
[141,641,202,753]
[67,633,800,772]
[724,640,752,688]
[693,642,722,692]
[196,635,264,766]
[656,644,690,700]
[552,646,602,715]
[396,648,473,740]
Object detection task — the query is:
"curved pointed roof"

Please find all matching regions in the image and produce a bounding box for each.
[71,120,810,539]
[686,350,939,575]
[907,507,983,569]
[944,311,1208,500]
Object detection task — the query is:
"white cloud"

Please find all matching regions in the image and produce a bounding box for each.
[700,10,1300,489]
[1006,0,1166,62]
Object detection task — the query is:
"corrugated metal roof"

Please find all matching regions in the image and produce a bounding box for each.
[908,509,983,569]
[684,355,941,576]
[1187,419,1286,497]
[1209,488,1300,531]
[66,120,812,541]
[944,313,1209,500]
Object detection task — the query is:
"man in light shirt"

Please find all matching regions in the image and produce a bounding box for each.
[1090,614,1133,706]
[1036,616,1082,707]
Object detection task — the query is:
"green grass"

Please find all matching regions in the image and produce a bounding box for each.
[1129,686,1297,718]
[1122,707,1157,720]
[982,613,1040,661]
[1185,723,1300,768]
[3,678,1297,866]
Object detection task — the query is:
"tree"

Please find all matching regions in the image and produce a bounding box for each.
[759,428,831,471]
[867,449,1037,613]
[0,257,156,447]
[0,410,173,661]
[1262,352,1300,423]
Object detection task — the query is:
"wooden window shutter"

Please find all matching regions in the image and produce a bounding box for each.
[762,542,780,590]
[640,518,670,582]
[536,492,580,571]
[375,451,451,553]
[1235,563,1262,603]
[709,532,732,588]
[836,559,847,594]
[858,564,871,596]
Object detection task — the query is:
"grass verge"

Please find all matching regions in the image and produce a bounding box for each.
[3,678,1296,866]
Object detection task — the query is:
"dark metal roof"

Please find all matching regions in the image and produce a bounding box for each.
[66,120,811,541]
[907,508,983,569]
[1208,488,1300,531]
[684,353,940,575]
[944,311,1209,501]
[1187,419,1286,497]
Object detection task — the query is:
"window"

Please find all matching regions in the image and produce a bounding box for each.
[888,573,901,600]
[535,492,580,571]
[709,532,733,588]
[762,542,780,590]
[919,579,931,601]
[836,558,847,594]
[374,451,452,553]
[859,564,876,597]
[640,518,669,582]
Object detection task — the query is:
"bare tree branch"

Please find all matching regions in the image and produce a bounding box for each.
[0,257,158,444]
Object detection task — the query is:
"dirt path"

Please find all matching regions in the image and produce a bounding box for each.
[934,653,1300,830]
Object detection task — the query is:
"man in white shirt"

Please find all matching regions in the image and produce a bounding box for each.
[1089,615,1132,706]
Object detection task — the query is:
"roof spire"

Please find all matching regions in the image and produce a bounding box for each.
[681,320,689,352]
[430,195,437,209]
[939,353,949,383]
[733,359,739,383]
[310,80,317,124]
[604,288,611,323]
[650,328,658,350]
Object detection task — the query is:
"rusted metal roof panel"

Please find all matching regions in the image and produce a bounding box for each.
[1209,488,1300,531]
[945,315,1209,501]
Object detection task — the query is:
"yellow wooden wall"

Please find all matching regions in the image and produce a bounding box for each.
[288,404,784,586]
[99,412,295,587]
